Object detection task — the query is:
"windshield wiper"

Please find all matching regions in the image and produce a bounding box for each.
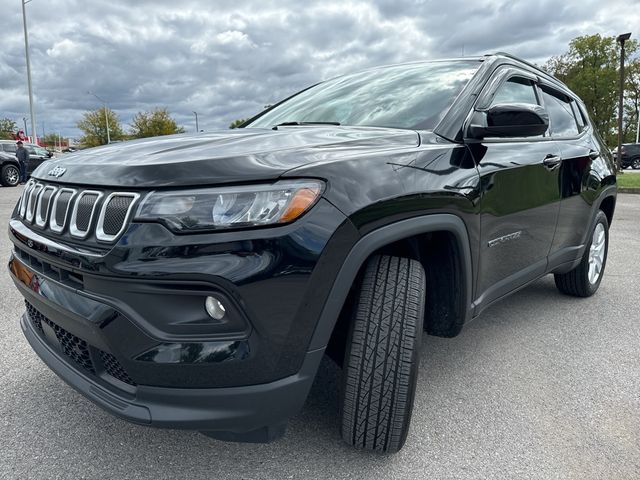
[272,121,340,130]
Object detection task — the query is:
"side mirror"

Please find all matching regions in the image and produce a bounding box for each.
[468,103,549,139]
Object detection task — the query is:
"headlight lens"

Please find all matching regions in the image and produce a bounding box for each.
[136,180,324,232]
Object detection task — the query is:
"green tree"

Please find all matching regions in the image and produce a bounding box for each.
[0,118,17,140]
[40,133,69,149]
[130,107,185,138]
[77,108,125,147]
[229,118,247,129]
[624,59,640,143]
[544,34,638,146]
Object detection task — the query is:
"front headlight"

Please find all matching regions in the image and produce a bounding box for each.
[136,179,324,232]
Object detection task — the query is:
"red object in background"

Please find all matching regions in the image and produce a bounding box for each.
[15,131,27,142]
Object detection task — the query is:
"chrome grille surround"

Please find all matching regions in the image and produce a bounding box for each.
[95,192,141,243]
[25,183,43,223]
[35,185,58,227]
[69,190,104,239]
[18,179,36,217]
[19,181,140,243]
[49,188,77,233]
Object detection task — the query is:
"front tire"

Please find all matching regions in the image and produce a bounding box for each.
[340,255,426,453]
[554,210,609,297]
[1,164,20,187]
[632,157,640,170]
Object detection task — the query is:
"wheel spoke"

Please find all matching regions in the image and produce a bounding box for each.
[587,222,607,285]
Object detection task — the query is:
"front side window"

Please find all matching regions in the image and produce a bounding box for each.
[490,77,538,106]
[487,77,544,138]
[540,87,579,137]
[247,60,481,131]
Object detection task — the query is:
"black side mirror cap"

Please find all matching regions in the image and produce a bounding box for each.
[468,103,549,140]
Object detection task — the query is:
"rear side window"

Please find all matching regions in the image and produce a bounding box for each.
[3,144,17,153]
[490,77,538,106]
[540,87,579,137]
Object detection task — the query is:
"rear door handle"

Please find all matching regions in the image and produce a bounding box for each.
[543,154,562,169]
[589,150,600,160]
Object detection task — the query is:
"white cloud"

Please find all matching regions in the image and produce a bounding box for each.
[0,0,639,138]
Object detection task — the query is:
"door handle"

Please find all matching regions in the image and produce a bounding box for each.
[543,154,562,169]
[589,150,600,160]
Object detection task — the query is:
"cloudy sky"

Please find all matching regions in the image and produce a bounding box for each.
[1,0,639,139]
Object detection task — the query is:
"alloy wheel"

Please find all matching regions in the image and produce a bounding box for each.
[588,223,606,284]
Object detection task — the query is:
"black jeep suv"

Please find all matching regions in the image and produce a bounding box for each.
[8,53,616,453]
[617,143,640,169]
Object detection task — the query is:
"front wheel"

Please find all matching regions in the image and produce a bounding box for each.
[632,157,640,170]
[340,255,426,453]
[1,164,20,187]
[554,210,609,297]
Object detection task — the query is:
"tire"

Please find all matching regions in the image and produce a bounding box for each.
[340,255,425,453]
[1,164,20,187]
[554,210,609,297]
[632,157,640,170]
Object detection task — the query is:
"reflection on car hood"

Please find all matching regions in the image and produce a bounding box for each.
[31,126,420,187]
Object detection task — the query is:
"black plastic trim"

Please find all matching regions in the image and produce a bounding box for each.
[21,312,324,433]
[308,214,473,350]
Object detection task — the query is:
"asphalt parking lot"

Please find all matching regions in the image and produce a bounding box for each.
[1,186,638,480]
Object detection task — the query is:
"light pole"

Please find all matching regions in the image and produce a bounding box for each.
[616,32,632,172]
[88,91,111,144]
[21,0,37,145]
[22,117,28,138]
[193,111,199,133]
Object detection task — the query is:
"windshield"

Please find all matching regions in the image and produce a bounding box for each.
[247,60,480,131]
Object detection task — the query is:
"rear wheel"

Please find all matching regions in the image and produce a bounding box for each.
[1,164,20,187]
[632,157,640,169]
[554,210,609,297]
[340,255,425,453]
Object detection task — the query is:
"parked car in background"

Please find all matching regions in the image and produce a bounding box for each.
[0,151,21,187]
[0,140,52,178]
[616,143,640,169]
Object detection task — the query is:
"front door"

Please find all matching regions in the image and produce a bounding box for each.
[470,72,562,312]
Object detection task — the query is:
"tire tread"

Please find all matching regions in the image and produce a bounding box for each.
[341,255,425,453]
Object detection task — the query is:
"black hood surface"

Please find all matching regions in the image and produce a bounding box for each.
[33,126,420,188]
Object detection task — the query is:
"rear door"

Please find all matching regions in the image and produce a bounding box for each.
[543,88,600,266]
[470,68,562,311]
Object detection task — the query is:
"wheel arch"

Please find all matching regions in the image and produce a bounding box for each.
[598,194,616,227]
[1,159,20,169]
[308,214,473,352]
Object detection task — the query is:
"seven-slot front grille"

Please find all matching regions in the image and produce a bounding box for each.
[18,180,140,243]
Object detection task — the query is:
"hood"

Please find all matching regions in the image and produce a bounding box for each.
[32,126,419,188]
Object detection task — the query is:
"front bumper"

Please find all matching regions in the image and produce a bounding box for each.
[8,196,360,436]
[21,308,323,438]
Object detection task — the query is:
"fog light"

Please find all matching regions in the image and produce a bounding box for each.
[205,296,226,320]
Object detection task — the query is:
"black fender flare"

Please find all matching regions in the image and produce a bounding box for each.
[0,159,20,169]
[583,185,617,245]
[307,214,473,350]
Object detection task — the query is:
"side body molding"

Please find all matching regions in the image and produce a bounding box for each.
[307,214,474,351]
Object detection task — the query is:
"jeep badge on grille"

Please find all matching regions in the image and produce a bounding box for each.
[48,166,67,178]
